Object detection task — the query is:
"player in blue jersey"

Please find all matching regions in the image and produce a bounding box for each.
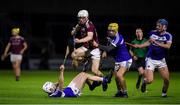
[133,19,172,97]
[42,64,109,98]
[93,23,132,98]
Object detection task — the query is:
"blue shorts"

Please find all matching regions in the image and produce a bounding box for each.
[63,87,78,97]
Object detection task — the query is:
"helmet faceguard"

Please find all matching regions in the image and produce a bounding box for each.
[107,23,119,37]
[42,81,56,94]
[77,10,89,25]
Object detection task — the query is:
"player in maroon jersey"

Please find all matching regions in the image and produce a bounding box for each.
[2,28,28,81]
[71,10,102,76]
[71,10,103,90]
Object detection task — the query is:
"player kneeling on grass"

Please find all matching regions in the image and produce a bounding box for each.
[1,28,28,81]
[42,65,109,97]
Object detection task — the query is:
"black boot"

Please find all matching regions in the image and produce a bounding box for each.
[141,80,146,93]
[136,75,142,89]
[90,81,102,91]
[16,76,20,81]
[162,86,167,97]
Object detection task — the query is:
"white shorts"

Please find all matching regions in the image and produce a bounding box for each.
[114,59,132,71]
[80,47,100,60]
[67,81,81,96]
[145,57,167,71]
[10,54,22,62]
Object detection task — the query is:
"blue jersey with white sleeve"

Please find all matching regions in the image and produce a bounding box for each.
[110,33,131,62]
[147,30,172,60]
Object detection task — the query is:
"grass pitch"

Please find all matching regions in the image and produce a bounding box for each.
[0,70,180,104]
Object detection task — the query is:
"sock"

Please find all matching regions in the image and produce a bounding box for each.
[162,87,167,93]
[138,75,142,80]
[16,76,20,81]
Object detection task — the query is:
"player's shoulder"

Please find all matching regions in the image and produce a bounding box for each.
[17,36,25,41]
[164,31,172,37]
[113,33,124,43]
[19,36,24,39]
[85,21,94,28]
[10,36,14,40]
[149,30,157,34]
[164,32,173,40]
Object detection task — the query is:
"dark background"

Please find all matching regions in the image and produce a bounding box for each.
[0,0,179,70]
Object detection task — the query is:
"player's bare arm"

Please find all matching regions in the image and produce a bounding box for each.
[58,65,65,91]
[20,42,28,54]
[134,40,150,48]
[129,48,138,60]
[151,39,172,49]
[75,32,93,43]
[3,43,11,55]
[129,48,134,57]
[1,43,11,60]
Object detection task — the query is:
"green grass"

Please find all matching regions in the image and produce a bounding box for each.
[0,70,180,104]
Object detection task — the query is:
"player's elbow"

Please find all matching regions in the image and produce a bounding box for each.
[164,45,171,49]
[24,44,28,50]
[167,45,171,49]
[25,44,28,49]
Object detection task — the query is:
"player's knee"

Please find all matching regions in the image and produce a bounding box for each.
[146,78,153,84]
[118,72,124,78]
[71,52,76,59]
[139,69,144,75]
[12,63,18,69]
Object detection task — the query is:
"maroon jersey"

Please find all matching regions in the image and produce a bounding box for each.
[79,21,99,49]
[9,36,25,54]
